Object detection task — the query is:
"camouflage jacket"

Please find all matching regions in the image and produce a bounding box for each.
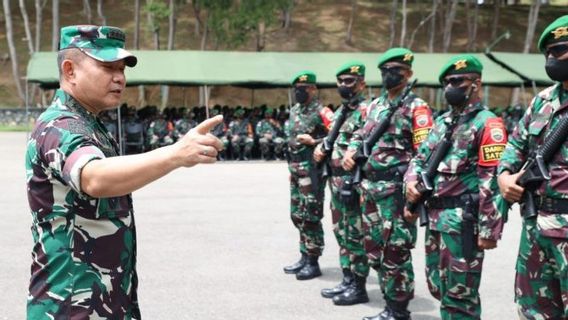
[287,100,331,155]
[498,84,568,239]
[228,119,253,137]
[406,102,508,241]
[348,91,433,199]
[147,118,172,139]
[256,119,284,137]
[173,118,197,138]
[25,89,140,319]
[329,96,368,170]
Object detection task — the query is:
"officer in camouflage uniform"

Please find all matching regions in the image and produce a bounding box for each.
[314,61,369,305]
[256,108,286,160]
[284,70,332,280]
[343,48,433,320]
[228,108,254,160]
[25,25,223,319]
[147,112,174,149]
[405,55,507,320]
[498,16,568,320]
[173,109,198,141]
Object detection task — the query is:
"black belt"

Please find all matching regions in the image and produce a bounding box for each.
[535,196,568,214]
[289,149,314,162]
[426,194,478,209]
[330,166,351,177]
[362,165,407,182]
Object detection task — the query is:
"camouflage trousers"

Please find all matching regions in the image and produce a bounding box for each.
[515,218,568,320]
[360,183,416,302]
[231,136,254,158]
[425,228,484,320]
[329,175,368,275]
[259,137,286,158]
[289,161,325,256]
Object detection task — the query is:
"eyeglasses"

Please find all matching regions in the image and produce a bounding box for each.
[545,43,568,59]
[442,76,477,87]
[336,76,359,86]
[379,66,407,75]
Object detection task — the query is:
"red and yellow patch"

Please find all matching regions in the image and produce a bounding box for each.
[412,105,433,149]
[478,117,507,166]
[320,106,334,130]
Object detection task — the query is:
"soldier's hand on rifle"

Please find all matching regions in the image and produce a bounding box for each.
[342,149,356,171]
[296,134,315,146]
[403,207,418,223]
[497,171,525,203]
[478,238,497,250]
[313,145,325,162]
[405,181,421,203]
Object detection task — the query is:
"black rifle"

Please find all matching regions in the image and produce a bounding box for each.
[407,115,459,226]
[340,79,417,202]
[516,110,568,218]
[318,106,351,178]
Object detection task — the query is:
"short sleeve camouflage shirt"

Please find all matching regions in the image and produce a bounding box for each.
[25,89,140,319]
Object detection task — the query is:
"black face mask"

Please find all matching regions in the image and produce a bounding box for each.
[545,56,568,82]
[383,72,404,90]
[295,87,310,104]
[444,85,471,107]
[338,85,356,102]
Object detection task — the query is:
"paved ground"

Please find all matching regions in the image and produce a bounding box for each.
[1,132,522,319]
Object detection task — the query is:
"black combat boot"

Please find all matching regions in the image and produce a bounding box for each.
[332,274,369,306]
[283,253,307,274]
[295,255,321,280]
[321,268,354,298]
[362,299,411,320]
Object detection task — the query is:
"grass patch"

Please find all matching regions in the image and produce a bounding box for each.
[0,125,31,132]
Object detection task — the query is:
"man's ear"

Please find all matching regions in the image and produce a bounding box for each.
[406,69,414,79]
[61,59,76,84]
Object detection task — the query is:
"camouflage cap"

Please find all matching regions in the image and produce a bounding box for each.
[438,54,483,84]
[377,47,414,68]
[291,70,317,85]
[336,61,366,77]
[59,25,137,67]
[538,15,568,53]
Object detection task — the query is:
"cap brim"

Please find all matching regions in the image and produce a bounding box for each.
[81,47,137,67]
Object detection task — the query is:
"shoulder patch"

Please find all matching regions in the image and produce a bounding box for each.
[478,117,507,167]
[320,107,334,130]
[412,104,433,149]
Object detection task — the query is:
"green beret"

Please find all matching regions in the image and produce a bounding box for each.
[438,54,483,84]
[538,15,568,53]
[291,70,317,85]
[234,108,244,117]
[336,60,366,77]
[59,25,137,67]
[377,47,414,68]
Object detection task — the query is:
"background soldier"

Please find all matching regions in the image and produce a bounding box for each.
[256,108,286,160]
[228,108,254,160]
[147,112,174,149]
[343,48,433,320]
[173,109,198,141]
[497,15,568,320]
[405,55,507,320]
[284,71,332,280]
[314,61,369,306]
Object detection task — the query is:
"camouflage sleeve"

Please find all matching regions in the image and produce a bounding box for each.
[255,121,263,135]
[477,117,508,240]
[40,118,105,196]
[497,98,535,175]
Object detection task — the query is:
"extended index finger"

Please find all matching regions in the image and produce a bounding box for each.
[195,115,224,135]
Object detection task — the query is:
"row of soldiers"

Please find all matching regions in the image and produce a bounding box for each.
[283,15,568,320]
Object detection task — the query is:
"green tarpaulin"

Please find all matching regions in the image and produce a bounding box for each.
[485,52,553,87]
[27,50,531,89]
